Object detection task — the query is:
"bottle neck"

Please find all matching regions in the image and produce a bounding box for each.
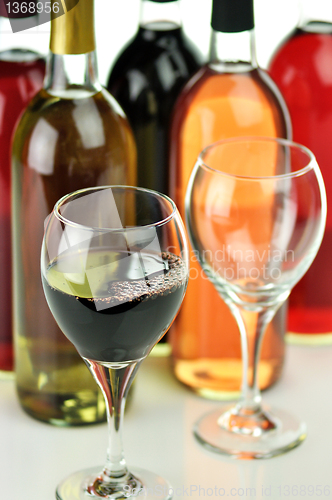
[44,52,101,98]
[299,0,332,29]
[208,29,257,72]
[45,0,101,97]
[139,0,182,30]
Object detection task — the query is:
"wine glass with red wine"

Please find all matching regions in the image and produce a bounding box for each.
[41,186,189,500]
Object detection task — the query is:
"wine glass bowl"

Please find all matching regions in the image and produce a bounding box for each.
[186,137,326,458]
[41,186,189,499]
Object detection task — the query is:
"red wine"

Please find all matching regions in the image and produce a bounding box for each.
[107,23,200,195]
[269,22,332,335]
[42,250,187,363]
[0,50,45,372]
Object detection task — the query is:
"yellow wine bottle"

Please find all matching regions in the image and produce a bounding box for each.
[11,0,137,425]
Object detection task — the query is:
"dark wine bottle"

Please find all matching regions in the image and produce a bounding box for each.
[0,5,45,377]
[106,0,201,196]
[11,0,137,425]
[269,0,332,344]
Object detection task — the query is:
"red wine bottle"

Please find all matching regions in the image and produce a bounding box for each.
[269,0,332,342]
[0,7,45,376]
[106,0,201,196]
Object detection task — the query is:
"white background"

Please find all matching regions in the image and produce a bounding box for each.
[0,0,300,83]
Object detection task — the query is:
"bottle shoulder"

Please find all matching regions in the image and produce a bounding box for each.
[107,27,201,91]
[170,65,290,141]
[112,24,199,58]
[0,54,45,80]
[11,84,137,210]
[269,25,332,67]
[269,25,332,94]
[16,87,128,127]
[0,48,45,63]
[12,87,135,166]
[173,65,286,107]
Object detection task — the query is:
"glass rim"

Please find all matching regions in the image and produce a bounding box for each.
[198,136,317,180]
[53,185,178,232]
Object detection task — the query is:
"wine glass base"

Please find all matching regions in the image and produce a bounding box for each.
[193,405,307,459]
[56,466,173,500]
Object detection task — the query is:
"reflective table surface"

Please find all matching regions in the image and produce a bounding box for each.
[0,345,331,499]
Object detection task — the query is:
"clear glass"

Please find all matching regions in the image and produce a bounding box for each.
[41,186,189,499]
[185,137,326,458]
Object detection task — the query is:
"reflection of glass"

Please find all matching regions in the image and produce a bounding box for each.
[41,186,189,499]
[186,137,326,458]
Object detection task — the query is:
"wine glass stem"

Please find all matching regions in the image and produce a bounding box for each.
[85,358,141,482]
[231,305,276,414]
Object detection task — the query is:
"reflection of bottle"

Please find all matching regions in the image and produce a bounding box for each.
[169,0,290,398]
[269,1,332,343]
[107,0,201,195]
[11,0,136,424]
[0,10,45,377]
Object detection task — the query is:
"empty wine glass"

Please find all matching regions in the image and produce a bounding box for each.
[186,137,326,459]
[41,186,189,499]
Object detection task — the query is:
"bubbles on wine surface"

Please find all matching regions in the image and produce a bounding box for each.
[42,250,187,362]
[99,252,186,307]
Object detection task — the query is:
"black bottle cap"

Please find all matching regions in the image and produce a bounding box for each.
[149,0,178,2]
[212,0,254,33]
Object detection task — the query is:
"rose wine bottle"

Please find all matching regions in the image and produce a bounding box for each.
[169,0,291,398]
[0,7,45,377]
[269,1,332,343]
[106,0,201,196]
[11,0,137,424]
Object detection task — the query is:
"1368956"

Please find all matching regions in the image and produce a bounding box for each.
[2,0,81,33]
[3,0,79,19]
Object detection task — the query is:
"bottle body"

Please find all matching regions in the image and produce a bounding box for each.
[107,23,200,195]
[169,62,289,398]
[12,87,136,424]
[269,22,332,340]
[0,49,45,375]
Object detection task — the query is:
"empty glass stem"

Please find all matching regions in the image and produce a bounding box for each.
[218,304,279,435]
[236,306,275,413]
[84,359,142,497]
